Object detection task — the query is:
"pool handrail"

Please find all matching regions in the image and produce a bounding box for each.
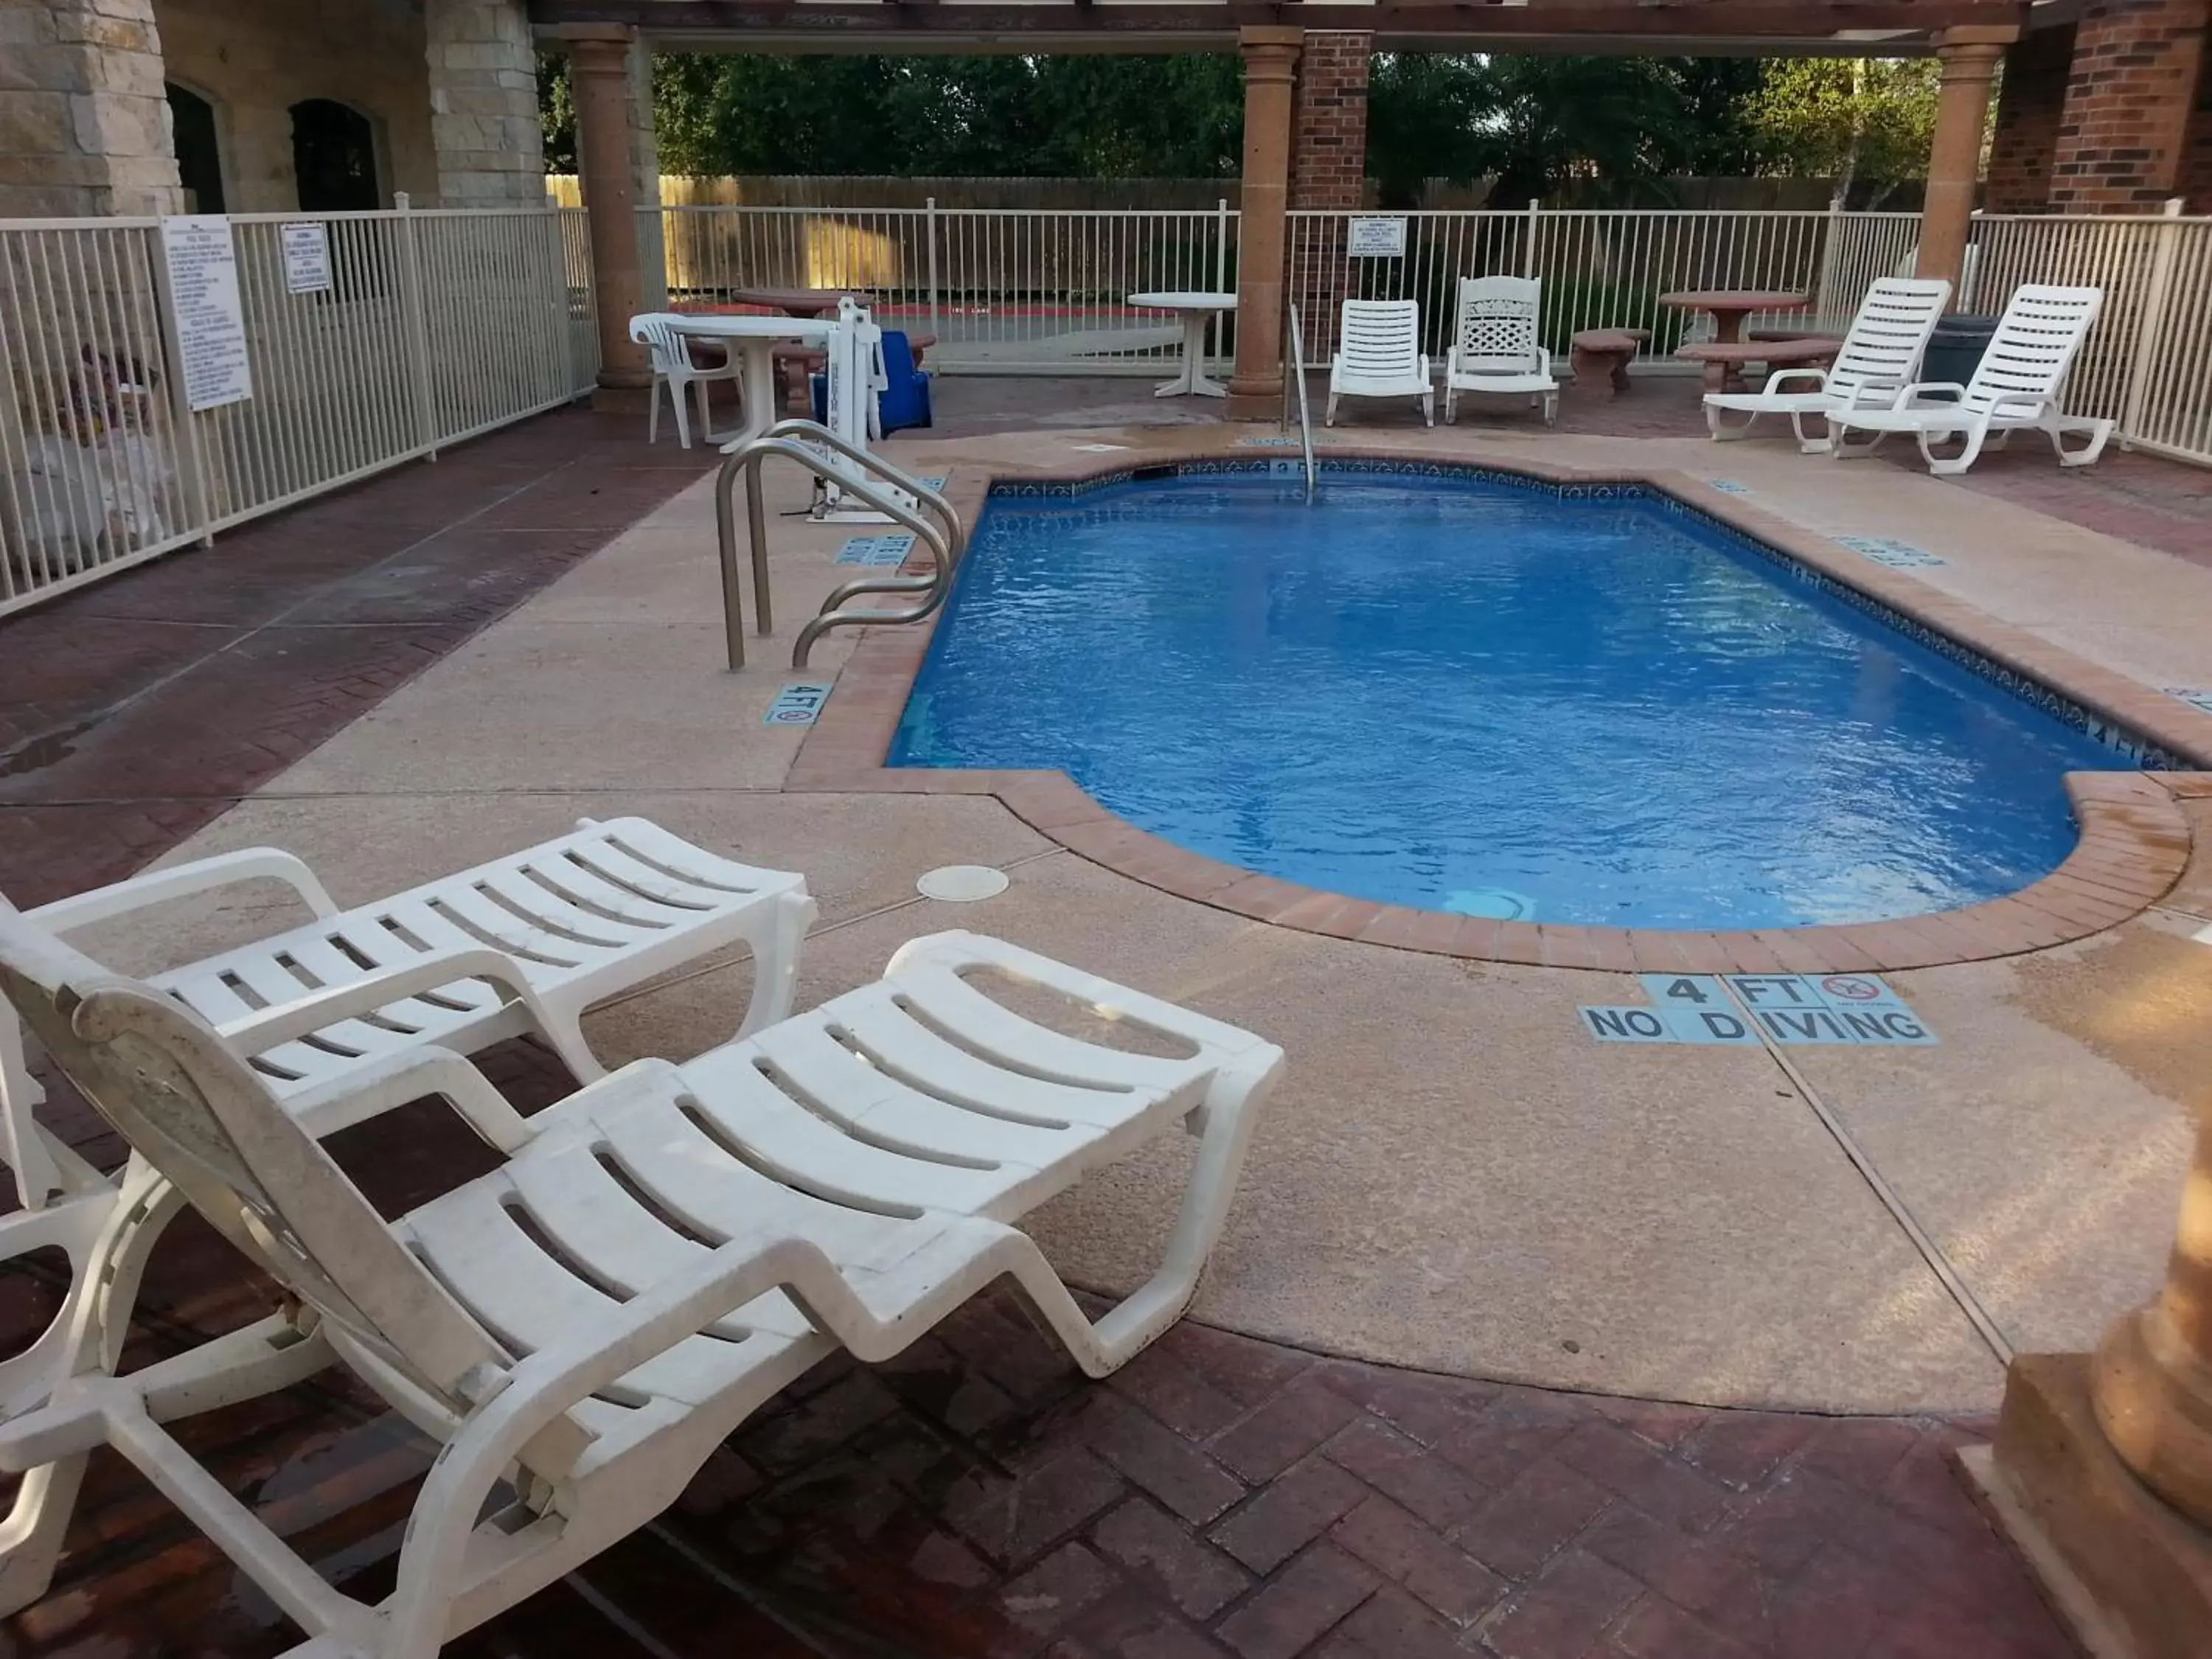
[712,420,966,671]
[1287,303,1317,499]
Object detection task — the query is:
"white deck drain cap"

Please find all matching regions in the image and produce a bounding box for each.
[918,865,1010,902]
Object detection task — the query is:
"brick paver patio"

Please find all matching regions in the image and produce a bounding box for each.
[1,380,2172,1657]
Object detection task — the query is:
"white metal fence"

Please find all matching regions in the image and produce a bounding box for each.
[1,204,597,617]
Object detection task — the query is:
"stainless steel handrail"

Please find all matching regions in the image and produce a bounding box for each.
[1287,302,1318,500]
[712,420,966,672]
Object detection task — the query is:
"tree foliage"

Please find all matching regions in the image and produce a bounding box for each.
[1743,58,1939,206]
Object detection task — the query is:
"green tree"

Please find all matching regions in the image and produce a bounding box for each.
[1744,58,1940,207]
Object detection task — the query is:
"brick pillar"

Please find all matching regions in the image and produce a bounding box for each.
[1986,26,2077,210]
[1918,30,2009,302]
[424,0,546,207]
[0,0,181,218]
[1225,27,1302,422]
[2050,0,2211,209]
[1287,31,1369,369]
[2184,80,2212,209]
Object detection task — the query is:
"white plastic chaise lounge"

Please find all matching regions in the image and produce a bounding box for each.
[1326,299,1433,427]
[1825,284,2115,475]
[0,917,1281,1657]
[1443,276,1558,427]
[1702,276,1950,451]
[0,817,812,1594]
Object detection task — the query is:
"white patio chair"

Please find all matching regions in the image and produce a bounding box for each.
[0,919,1280,1655]
[1443,276,1557,427]
[1703,276,1950,451]
[1826,285,2114,475]
[628,313,741,450]
[0,817,813,1601]
[1326,299,1433,427]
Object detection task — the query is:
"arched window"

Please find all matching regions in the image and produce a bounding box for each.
[165,84,224,214]
[290,100,380,213]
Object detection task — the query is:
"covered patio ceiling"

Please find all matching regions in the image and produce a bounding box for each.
[526,0,2042,58]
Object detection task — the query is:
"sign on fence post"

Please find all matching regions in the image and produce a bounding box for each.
[1346,216,1408,259]
[280,221,333,294]
[159,215,253,411]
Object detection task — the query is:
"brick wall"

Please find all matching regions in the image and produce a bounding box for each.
[1987,25,2076,209]
[2180,53,2212,206]
[2050,0,2210,208]
[1290,30,1369,211]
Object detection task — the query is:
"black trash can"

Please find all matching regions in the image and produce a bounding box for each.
[1916,315,1999,400]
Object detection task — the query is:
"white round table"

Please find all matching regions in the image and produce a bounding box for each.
[1127,291,1237,398]
[664,313,837,441]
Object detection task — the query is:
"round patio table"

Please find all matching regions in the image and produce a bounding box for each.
[731,287,863,319]
[665,313,836,442]
[1127,291,1238,397]
[1658,289,1811,347]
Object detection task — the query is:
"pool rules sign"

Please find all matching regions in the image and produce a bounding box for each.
[161,215,254,411]
[1581,974,1938,1046]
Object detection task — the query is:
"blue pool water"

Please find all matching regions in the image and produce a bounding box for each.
[889,470,2132,928]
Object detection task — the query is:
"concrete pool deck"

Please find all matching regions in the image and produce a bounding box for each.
[49,397,2212,1424]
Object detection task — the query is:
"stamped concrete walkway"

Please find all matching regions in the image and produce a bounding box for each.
[10,375,2209,1655]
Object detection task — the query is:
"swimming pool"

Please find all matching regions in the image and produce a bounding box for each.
[888,466,2137,929]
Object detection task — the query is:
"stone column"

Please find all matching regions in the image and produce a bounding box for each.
[1984,26,2076,212]
[1225,27,1302,422]
[423,0,545,208]
[1916,29,2008,302]
[0,0,181,218]
[2050,0,2210,209]
[564,25,651,398]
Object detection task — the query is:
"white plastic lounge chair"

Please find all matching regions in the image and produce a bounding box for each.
[0,817,813,1601]
[1826,285,2115,475]
[629,313,742,450]
[0,919,1281,1654]
[1326,299,1433,427]
[1443,276,1558,427]
[1703,276,1950,451]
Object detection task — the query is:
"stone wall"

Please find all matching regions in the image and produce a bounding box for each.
[423,0,545,206]
[2049,0,2209,208]
[1,0,181,218]
[156,0,437,212]
[1987,25,2076,210]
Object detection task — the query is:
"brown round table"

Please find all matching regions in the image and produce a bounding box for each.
[1658,289,1809,347]
[731,287,863,319]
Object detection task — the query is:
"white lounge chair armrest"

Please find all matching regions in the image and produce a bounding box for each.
[1419,354,1433,381]
[1840,380,1910,409]
[213,947,549,1054]
[1759,367,1827,396]
[284,1045,538,1149]
[26,850,341,933]
[1534,347,1554,379]
[1895,381,1969,406]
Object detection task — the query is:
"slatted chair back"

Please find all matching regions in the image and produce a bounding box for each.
[1453,277,1543,375]
[1960,285,2103,416]
[1826,278,1951,400]
[627,313,698,376]
[0,911,510,1419]
[1338,300,1424,380]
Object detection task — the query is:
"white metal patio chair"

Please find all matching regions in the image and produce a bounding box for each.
[628,313,742,450]
[0,919,1281,1655]
[1825,285,2114,475]
[1442,276,1558,427]
[0,817,813,1602]
[1703,276,1951,450]
[1326,299,1433,427]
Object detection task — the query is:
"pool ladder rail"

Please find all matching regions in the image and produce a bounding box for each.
[1284,302,1318,500]
[713,419,967,671]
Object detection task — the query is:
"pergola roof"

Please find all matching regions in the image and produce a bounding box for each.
[529,0,2034,57]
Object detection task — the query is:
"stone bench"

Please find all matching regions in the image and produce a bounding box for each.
[1569,329,1649,395]
[1676,336,1840,395]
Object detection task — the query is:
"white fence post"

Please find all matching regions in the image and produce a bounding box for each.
[1212,196,1231,364]
[925,195,941,344]
[1523,198,1542,279]
[393,192,439,461]
[2119,197,2185,453]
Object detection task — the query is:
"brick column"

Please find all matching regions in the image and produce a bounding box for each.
[563,25,651,397]
[1287,31,1369,369]
[1225,27,1302,422]
[1917,29,2010,302]
[0,0,181,218]
[424,0,546,207]
[2050,0,2211,209]
[1986,26,2077,210]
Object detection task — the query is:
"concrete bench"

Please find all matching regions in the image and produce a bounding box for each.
[1675,336,1840,395]
[1569,329,1649,395]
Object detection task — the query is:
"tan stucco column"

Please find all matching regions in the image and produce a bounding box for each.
[565,24,651,398]
[1916,29,2011,302]
[1225,27,1303,422]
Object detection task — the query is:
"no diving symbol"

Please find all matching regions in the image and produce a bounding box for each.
[1818,975,1883,1003]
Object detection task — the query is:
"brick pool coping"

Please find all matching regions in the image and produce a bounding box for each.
[790,439,2212,974]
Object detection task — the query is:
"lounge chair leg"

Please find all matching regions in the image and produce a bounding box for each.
[1790,410,1834,454]
[1421,391,1433,428]
[2051,415,2113,468]
[1543,392,1557,428]
[735,889,818,1039]
[1705,404,1760,442]
[1444,387,1457,425]
[1924,420,1988,476]
[1324,392,1339,428]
